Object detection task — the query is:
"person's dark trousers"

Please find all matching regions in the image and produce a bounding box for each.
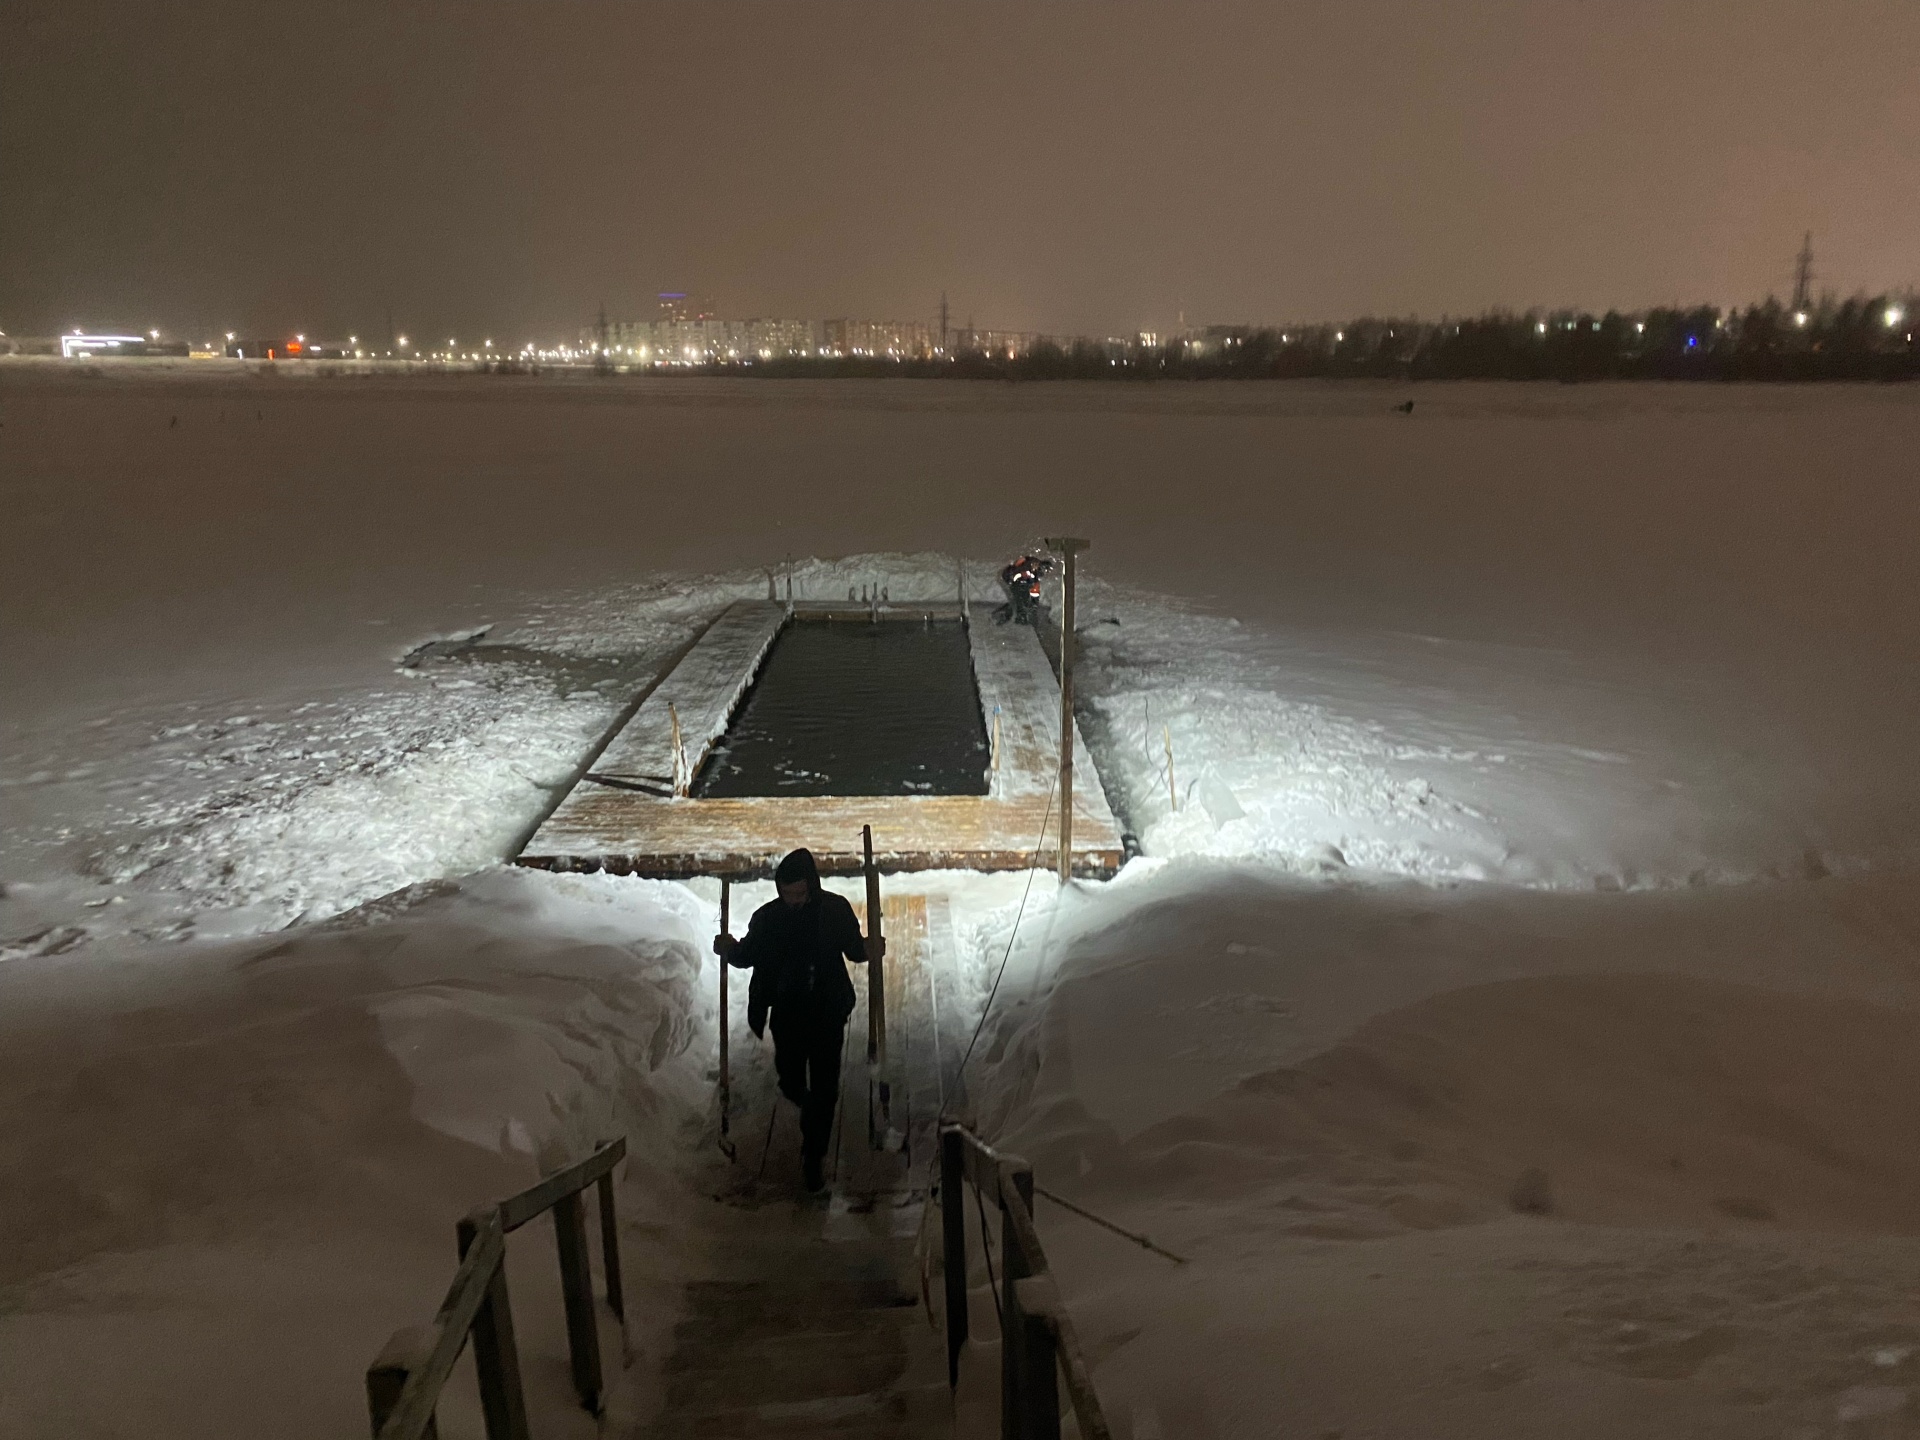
[769,1004,846,1161]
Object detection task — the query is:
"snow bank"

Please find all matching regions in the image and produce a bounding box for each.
[956,859,1920,1438]
[0,867,712,1439]
[1064,578,1901,890]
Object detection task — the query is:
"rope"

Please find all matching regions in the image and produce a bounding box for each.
[753,1089,779,1183]
[973,1181,1001,1313]
[1033,1182,1188,1264]
[955,765,1059,1086]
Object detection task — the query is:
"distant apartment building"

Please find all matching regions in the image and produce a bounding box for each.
[586,312,943,362]
[821,318,931,357]
[592,316,823,362]
[948,327,1037,358]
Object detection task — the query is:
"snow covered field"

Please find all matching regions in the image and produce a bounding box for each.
[3,366,1919,1436]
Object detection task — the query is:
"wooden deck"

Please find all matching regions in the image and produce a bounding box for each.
[517,602,1125,879]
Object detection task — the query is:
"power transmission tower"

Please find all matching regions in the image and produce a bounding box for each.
[1791,233,1815,312]
[593,301,613,373]
[938,291,950,353]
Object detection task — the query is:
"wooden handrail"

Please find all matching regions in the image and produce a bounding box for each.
[496,1137,625,1232]
[370,1211,505,1440]
[940,1123,1115,1440]
[367,1136,628,1440]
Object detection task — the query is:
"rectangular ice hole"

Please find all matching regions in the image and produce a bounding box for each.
[692,617,991,798]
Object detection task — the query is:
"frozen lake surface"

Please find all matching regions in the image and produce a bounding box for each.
[6,371,1918,923]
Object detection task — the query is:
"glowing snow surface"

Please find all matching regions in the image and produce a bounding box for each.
[6,374,1920,1438]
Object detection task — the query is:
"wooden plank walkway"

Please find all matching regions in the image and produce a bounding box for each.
[519,603,1125,879]
[625,892,956,1438]
[592,603,789,796]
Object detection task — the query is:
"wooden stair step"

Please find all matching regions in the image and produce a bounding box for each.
[663,1342,910,1411]
[668,1298,926,1351]
[661,1382,952,1438]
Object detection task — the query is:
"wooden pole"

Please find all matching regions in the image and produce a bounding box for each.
[999,1159,1037,1440]
[457,1208,531,1440]
[863,825,889,1122]
[668,701,687,797]
[366,1327,441,1439]
[594,1172,625,1331]
[939,1126,969,1389]
[552,1191,603,1415]
[1044,537,1088,883]
[718,879,731,1138]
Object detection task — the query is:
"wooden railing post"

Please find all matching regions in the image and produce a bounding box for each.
[1012,1278,1062,1440]
[936,1126,1116,1440]
[457,1208,531,1440]
[367,1326,439,1439]
[940,1125,970,1387]
[552,1190,604,1414]
[999,1158,1036,1439]
[365,1140,627,1440]
[718,878,732,1141]
[864,825,886,1066]
[1044,536,1089,883]
[597,1170,626,1330]
[863,825,890,1124]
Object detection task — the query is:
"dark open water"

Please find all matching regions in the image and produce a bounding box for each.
[692,617,991,797]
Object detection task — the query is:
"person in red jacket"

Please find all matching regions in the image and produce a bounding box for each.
[997,552,1054,626]
[715,848,869,1191]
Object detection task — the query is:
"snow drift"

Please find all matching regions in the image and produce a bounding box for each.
[0,869,712,1438]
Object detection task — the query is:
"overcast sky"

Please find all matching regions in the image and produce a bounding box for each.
[4,1,1915,343]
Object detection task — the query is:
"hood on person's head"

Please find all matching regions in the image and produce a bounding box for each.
[774,847,821,899]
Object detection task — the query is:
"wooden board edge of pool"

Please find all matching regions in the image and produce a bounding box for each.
[516,599,1128,880]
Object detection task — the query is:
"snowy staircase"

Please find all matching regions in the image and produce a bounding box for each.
[635,890,961,1439]
[638,1197,948,1438]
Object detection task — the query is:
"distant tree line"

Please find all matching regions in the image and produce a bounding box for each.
[602,293,1913,382]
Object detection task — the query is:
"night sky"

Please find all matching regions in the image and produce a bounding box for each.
[3,1,1915,342]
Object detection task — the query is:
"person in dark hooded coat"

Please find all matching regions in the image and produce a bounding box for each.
[715,847,869,1191]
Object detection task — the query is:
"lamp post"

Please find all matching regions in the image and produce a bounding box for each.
[1043,536,1089,882]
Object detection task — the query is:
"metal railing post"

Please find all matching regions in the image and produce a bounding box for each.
[457,1208,531,1440]
[940,1125,970,1387]
[552,1190,604,1414]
